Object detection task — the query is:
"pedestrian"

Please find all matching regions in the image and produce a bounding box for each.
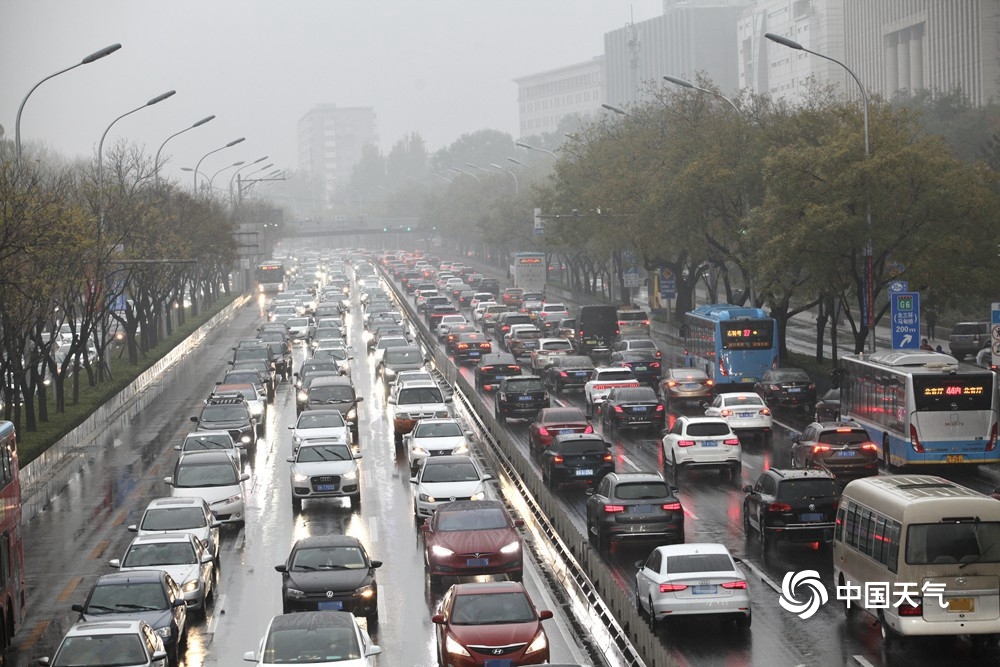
[926,309,937,340]
[935,344,944,353]
[920,338,933,351]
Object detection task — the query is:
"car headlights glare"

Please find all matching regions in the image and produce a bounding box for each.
[419,493,435,503]
[181,579,199,593]
[346,408,357,420]
[249,404,263,415]
[411,446,428,457]
[285,587,306,598]
[298,391,309,402]
[444,634,471,657]
[499,540,521,554]
[342,469,358,481]
[154,626,173,639]
[430,544,454,557]
[356,584,375,599]
[453,443,469,455]
[470,490,486,501]
[525,629,548,653]
[292,473,310,483]
[241,434,252,444]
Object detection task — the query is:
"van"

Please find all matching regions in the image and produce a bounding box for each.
[616,307,651,337]
[576,305,619,356]
[948,321,989,360]
[832,475,1000,646]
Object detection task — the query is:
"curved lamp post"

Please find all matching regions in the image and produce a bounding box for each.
[180,167,206,191]
[16,43,122,169]
[514,141,557,159]
[193,137,245,194]
[489,163,518,194]
[663,75,740,113]
[230,156,268,203]
[209,161,245,193]
[154,115,215,180]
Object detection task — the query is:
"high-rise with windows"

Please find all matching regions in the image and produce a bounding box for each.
[514,57,605,138]
[297,104,377,207]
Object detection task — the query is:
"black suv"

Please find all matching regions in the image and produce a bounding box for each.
[753,367,816,412]
[494,375,549,423]
[742,468,839,551]
[474,353,522,391]
[600,386,664,433]
[790,421,878,482]
[478,278,501,297]
[585,472,683,553]
[191,395,257,448]
[539,355,594,394]
[540,434,614,489]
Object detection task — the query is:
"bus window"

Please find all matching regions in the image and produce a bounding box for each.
[906,522,1000,565]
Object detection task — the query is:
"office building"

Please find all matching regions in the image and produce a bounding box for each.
[514,57,606,138]
[297,105,377,207]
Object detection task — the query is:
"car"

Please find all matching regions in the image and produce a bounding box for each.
[703,392,773,445]
[616,307,651,337]
[222,369,269,405]
[554,317,577,342]
[742,468,840,551]
[575,305,619,357]
[284,316,315,343]
[814,387,841,421]
[539,355,595,394]
[495,312,534,344]
[174,430,242,467]
[948,320,990,360]
[473,353,522,391]
[535,302,570,331]
[410,455,491,522]
[288,438,363,512]
[421,500,522,587]
[435,314,468,339]
[529,337,574,371]
[128,497,221,560]
[480,304,509,332]
[388,380,452,442]
[452,331,492,365]
[165,450,249,525]
[600,386,665,433]
[585,472,684,554]
[662,416,742,483]
[469,292,495,311]
[443,323,480,352]
[431,581,552,666]
[288,409,352,449]
[190,395,257,450]
[109,532,216,612]
[376,345,425,382]
[659,368,714,408]
[528,407,593,459]
[539,434,615,489]
[275,535,381,622]
[753,367,816,412]
[370,334,410,366]
[40,620,169,667]
[242,611,381,666]
[494,376,549,423]
[478,278,501,297]
[71,572,188,666]
[505,324,543,358]
[456,289,477,308]
[501,287,524,308]
[612,336,661,358]
[404,418,471,473]
[297,375,363,442]
[789,421,879,482]
[609,351,662,387]
[230,359,276,401]
[294,360,342,389]
[635,543,751,631]
[211,383,266,434]
[471,300,498,326]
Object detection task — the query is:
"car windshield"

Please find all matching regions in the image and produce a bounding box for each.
[54,633,148,667]
[616,388,657,402]
[296,444,353,462]
[234,348,269,362]
[450,592,535,625]
[413,422,463,438]
[541,409,585,423]
[436,507,508,531]
[224,372,261,386]
[504,379,544,392]
[599,370,635,381]
[666,554,734,574]
[183,434,233,451]
[669,369,708,381]
[556,439,606,454]
[290,546,367,571]
[296,412,346,429]
[313,348,347,361]
[421,462,480,483]
[262,626,361,663]
[614,482,670,500]
[87,582,169,613]
[817,430,869,445]
[777,479,839,500]
[175,462,239,487]
[307,386,355,403]
[398,387,444,404]
[723,395,765,407]
[514,330,541,340]
[123,542,197,567]
[141,507,207,531]
[770,369,810,382]
[686,422,732,437]
[302,363,339,377]
[386,349,422,363]
[200,405,248,422]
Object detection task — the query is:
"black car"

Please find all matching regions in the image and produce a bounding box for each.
[814,388,841,421]
[297,375,363,442]
[442,323,478,349]
[453,332,492,365]
[576,305,618,357]
[609,350,662,387]
[790,422,879,482]
[495,312,534,347]
[494,375,549,423]
[191,395,257,449]
[742,468,839,551]
[275,535,382,623]
[585,472,684,554]
[72,570,188,666]
[754,368,816,412]
[539,355,595,394]
[540,434,615,488]
[478,278,501,297]
[600,386,664,433]
[474,353,522,391]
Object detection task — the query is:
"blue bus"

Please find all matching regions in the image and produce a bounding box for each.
[839,350,999,467]
[683,304,779,391]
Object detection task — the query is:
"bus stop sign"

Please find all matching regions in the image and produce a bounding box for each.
[891,292,920,350]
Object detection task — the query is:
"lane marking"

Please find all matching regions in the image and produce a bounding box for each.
[852,656,877,667]
[207,593,225,634]
[111,510,127,527]
[736,555,783,594]
[56,576,84,602]
[19,620,49,651]
[89,539,110,560]
[368,516,379,542]
[618,454,641,472]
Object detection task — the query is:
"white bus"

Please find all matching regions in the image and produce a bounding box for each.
[833,475,1000,647]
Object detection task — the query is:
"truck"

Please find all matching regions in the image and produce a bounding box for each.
[509,252,547,295]
[584,367,641,417]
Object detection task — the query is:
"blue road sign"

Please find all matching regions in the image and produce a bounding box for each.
[658,267,676,299]
[888,280,908,294]
[891,292,920,350]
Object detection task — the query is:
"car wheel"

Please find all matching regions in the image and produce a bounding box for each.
[759,516,772,552]
[671,453,680,485]
[742,506,753,539]
[841,575,857,621]
[428,573,443,592]
[735,611,752,631]
[366,607,379,626]
[635,588,646,617]
[731,464,742,483]
[879,611,899,649]
[352,493,362,512]
[351,429,360,446]
[542,465,551,488]
[291,497,302,513]
[597,528,610,556]
[587,517,598,547]
[496,406,506,424]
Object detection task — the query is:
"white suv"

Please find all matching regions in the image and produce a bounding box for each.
[661,416,741,483]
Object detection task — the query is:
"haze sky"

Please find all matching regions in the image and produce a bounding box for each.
[1,1,662,184]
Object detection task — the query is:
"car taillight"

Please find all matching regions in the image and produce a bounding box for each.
[768,503,792,512]
[553,455,564,463]
[724,438,740,446]
[813,445,831,453]
[650,362,660,369]
[667,381,678,387]
[861,443,878,451]
[720,409,733,417]
[898,601,923,616]
[614,405,624,413]
[603,453,613,462]
[769,384,781,391]
[720,580,748,589]
[604,504,625,513]
[655,404,664,412]
[584,425,594,434]
[659,583,687,592]
[457,343,468,349]
[989,422,998,451]
[910,424,924,453]
[761,407,771,416]
[537,427,549,436]
[559,371,569,377]
[662,502,681,511]
[677,440,696,447]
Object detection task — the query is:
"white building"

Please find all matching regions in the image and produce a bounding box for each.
[514,57,605,138]
[296,105,377,207]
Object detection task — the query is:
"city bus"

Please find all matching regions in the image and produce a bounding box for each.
[839,350,999,467]
[683,304,779,392]
[833,475,1000,646]
[254,261,286,294]
[0,422,24,659]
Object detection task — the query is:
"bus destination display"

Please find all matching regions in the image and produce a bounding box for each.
[720,321,774,350]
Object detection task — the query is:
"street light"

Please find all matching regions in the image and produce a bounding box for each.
[449,167,481,183]
[489,163,518,194]
[765,31,874,351]
[465,162,491,174]
[154,115,215,180]
[601,103,635,118]
[209,161,245,192]
[180,167,206,191]
[193,137,245,194]
[514,141,557,159]
[662,75,740,113]
[229,156,268,201]
[16,42,122,169]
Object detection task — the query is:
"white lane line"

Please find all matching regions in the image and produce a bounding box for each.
[618,454,641,472]
[736,556,783,594]
[206,593,226,634]
[852,656,877,667]
[368,516,378,542]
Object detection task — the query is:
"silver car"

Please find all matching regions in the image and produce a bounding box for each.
[288,438,362,513]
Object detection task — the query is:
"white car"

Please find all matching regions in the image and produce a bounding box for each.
[110,533,216,611]
[661,416,742,482]
[635,543,751,630]
[243,611,381,666]
[530,337,575,371]
[174,430,242,466]
[471,301,498,325]
[469,293,495,311]
[435,314,468,338]
[404,418,471,473]
[288,409,352,449]
[289,438,362,513]
[371,335,410,366]
[410,455,491,522]
[311,345,352,375]
[165,450,249,525]
[42,620,168,667]
[128,496,221,559]
[704,392,773,445]
[535,302,570,329]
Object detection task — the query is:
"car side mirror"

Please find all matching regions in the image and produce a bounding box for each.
[201,553,213,564]
[108,559,121,569]
[71,603,84,613]
[538,610,554,620]
[370,560,383,569]
[240,473,250,482]
[354,452,363,460]
[274,564,287,573]
[585,488,595,496]
[409,476,418,484]
[670,485,680,494]
[164,476,173,485]
[445,397,453,403]
[190,416,199,423]
[127,524,138,532]
[514,519,525,528]
[355,396,364,403]
[173,445,181,451]
[742,485,753,493]
[634,560,645,570]
[431,613,445,624]
[242,652,257,662]
[388,397,396,404]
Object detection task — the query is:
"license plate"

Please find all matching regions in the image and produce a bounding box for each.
[742,377,756,383]
[800,513,824,522]
[683,383,700,390]
[518,395,532,401]
[467,351,480,357]
[316,484,337,492]
[632,406,648,412]
[837,450,855,457]
[484,660,514,667]
[318,601,343,611]
[788,387,802,393]
[631,504,654,514]
[573,372,588,377]
[737,412,753,418]
[575,469,594,476]
[701,441,718,447]
[947,597,975,613]
[692,585,718,595]
[466,558,490,567]
[559,429,575,434]
[634,366,647,372]
[946,454,964,463]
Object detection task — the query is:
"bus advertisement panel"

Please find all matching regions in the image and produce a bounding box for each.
[0,422,24,658]
[683,304,778,391]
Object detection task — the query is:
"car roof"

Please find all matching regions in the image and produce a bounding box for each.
[421,454,475,465]
[144,496,210,510]
[652,542,733,557]
[766,468,837,480]
[308,376,354,387]
[607,471,667,484]
[291,534,363,550]
[64,619,152,636]
[435,499,506,512]
[679,416,731,425]
[183,429,234,440]
[551,433,607,447]
[177,450,238,464]
[266,610,357,632]
[93,570,170,586]
[127,532,198,545]
[450,580,527,595]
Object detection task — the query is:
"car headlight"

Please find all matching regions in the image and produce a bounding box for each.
[298,391,308,402]
[453,443,469,455]
[470,490,486,501]
[223,494,243,505]
[499,540,521,554]
[154,626,172,639]
[292,435,302,444]
[525,629,548,654]
[181,579,200,593]
[430,544,454,557]
[342,469,358,481]
[241,434,252,444]
[356,584,375,599]
[346,408,357,420]
[445,634,471,657]
[285,587,306,599]
[419,493,436,503]
[292,472,310,483]
[411,446,428,457]
[249,404,263,416]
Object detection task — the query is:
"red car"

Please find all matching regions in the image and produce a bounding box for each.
[421,500,523,588]
[432,581,552,666]
[528,407,592,459]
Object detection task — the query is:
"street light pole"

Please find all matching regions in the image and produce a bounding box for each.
[489,163,518,194]
[230,156,268,204]
[209,161,245,193]
[514,141,557,159]
[193,137,246,194]
[154,115,215,181]
[765,32,874,352]
[16,43,122,169]
[601,103,637,119]
[662,75,740,113]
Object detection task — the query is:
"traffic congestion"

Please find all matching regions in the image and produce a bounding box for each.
[10,246,1000,667]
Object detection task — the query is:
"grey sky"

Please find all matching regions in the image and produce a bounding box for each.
[2,1,660,183]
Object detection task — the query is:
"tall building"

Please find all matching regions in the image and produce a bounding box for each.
[297,105,377,208]
[514,57,606,138]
